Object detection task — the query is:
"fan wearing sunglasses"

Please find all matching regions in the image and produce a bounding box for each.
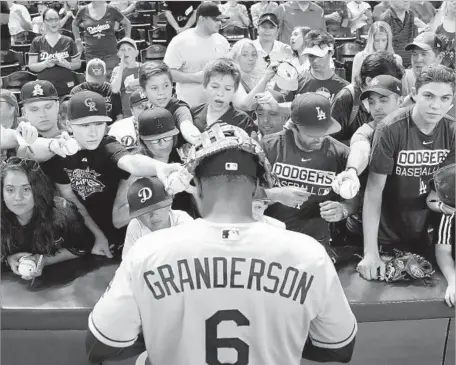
[1,157,94,280]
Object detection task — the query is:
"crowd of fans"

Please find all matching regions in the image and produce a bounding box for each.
[1,0,455,313]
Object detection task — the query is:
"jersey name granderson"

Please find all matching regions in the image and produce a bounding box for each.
[144,256,314,304]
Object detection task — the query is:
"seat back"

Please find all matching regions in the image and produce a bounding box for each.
[73,71,86,86]
[140,44,167,62]
[1,71,37,99]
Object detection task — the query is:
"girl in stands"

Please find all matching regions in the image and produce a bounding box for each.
[351,21,403,82]
[1,157,94,280]
[290,26,311,74]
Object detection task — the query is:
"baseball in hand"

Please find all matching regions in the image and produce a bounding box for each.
[339,179,359,199]
[61,138,80,155]
[18,258,37,278]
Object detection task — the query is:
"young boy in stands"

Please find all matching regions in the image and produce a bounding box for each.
[138,61,201,145]
[192,58,258,138]
[358,65,455,281]
[41,91,180,259]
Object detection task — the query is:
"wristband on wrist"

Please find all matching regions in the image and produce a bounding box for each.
[346,166,359,176]
[48,139,56,154]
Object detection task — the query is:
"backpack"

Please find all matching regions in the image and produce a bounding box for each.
[346,84,360,127]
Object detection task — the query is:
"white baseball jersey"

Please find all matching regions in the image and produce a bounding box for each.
[89,219,357,365]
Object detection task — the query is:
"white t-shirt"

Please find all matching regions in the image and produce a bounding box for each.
[8,3,32,36]
[261,215,287,229]
[89,219,357,365]
[122,210,193,259]
[108,116,138,149]
[164,29,230,107]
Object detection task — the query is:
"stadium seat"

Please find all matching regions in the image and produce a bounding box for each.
[1,71,37,99]
[1,50,25,76]
[140,44,167,62]
[335,41,364,83]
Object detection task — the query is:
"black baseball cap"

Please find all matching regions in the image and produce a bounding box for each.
[290,93,341,137]
[128,177,173,219]
[405,31,442,52]
[138,108,179,140]
[129,89,148,107]
[195,148,259,179]
[20,80,58,104]
[360,75,403,100]
[258,13,278,27]
[68,90,112,124]
[196,2,229,20]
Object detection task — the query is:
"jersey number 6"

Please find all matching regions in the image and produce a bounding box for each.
[205,309,250,365]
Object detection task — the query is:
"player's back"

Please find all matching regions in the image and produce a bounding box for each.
[117,219,356,365]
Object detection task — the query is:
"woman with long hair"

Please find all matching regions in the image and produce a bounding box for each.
[351,21,403,83]
[230,38,277,111]
[290,26,311,74]
[427,1,455,69]
[28,7,81,97]
[1,157,93,279]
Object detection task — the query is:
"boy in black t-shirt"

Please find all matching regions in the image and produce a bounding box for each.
[358,65,455,281]
[191,58,258,138]
[42,91,181,258]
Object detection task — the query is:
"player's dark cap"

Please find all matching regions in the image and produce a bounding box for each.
[86,58,107,83]
[195,148,259,179]
[433,163,455,208]
[20,80,58,104]
[128,177,173,219]
[68,90,112,124]
[405,32,442,52]
[129,89,148,108]
[360,75,402,100]
[138,108,179,141]
[290,92,341,136]
[196,2,229,20]
[117,37,137,50]
[258,13,278,27]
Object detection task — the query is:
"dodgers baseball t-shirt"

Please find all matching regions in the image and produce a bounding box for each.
[89,219,357,365]
[74,5,124,58]
[261,130,349,244]
[29,35,79,96]
[369,107,455,252]
[42,136,130,247]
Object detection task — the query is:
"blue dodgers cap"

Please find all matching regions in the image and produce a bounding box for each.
[128,177,173,218]
[290,92,341,136]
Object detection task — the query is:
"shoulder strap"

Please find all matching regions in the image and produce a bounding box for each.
[346,84,360,127]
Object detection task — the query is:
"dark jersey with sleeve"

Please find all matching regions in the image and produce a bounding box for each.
[191,103,258,137]
[29,35,79,96]
[41,136,130,247]
[73,5,124,58]
[369,107,455,252]
[70,82,122,123]
[163,1,200,41]
[260,130,349,244]
[296,72,349,104]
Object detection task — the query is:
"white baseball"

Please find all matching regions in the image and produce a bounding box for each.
[62,138,80,155]
[18,258,37,277]
[339,179,358,199]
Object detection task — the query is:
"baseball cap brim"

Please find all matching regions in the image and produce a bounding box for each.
[117,38,137,50]
[295,117,341,137]
[70,115,113,125]
[140,127,179,141]
[21,96,59,104]
[258,18,278,27]
[360,87,396,100]
[276,76,298,91]
[405,42,432,51]
[129,197,173,219]
[302,46,332,57]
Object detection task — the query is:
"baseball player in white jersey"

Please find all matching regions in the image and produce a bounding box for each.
[86,123,357,364]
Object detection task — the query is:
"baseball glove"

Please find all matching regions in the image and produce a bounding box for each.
[184,122,275,188]
[383,249,434,284]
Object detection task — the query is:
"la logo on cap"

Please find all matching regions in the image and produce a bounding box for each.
[32,84,44,97]
[316,106,326,121]
[138,187,153,203]
[84,98,98,112]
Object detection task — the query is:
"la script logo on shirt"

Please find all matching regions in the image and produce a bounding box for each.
[64,168,105,200]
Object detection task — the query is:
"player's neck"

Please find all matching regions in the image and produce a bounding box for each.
[201,195,256,224]
[311,68,333,80]
[412,106,440,135]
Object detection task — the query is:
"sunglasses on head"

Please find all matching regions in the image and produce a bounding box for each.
[3,157,40,171]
